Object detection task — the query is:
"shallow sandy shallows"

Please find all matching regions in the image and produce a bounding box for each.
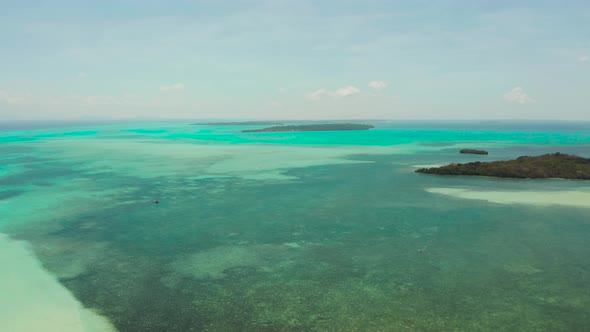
[0,234,115,332]
[426,187,590,208]
[37,139,401,180]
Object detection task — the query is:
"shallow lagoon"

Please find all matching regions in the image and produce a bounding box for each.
[1,121,590,331]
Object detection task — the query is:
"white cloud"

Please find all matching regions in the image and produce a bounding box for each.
[78,95,121,106]
[503,87,535,104]
[160,83,185,91]
[307,89,330,101]
[579,55,589,62]
[334,86,360,98]
[78,72,88,79]
[0,90,29,104]
[368,81,387,90]
[0,89,201,120]
[306,86,360,101]
[0,90,123,107]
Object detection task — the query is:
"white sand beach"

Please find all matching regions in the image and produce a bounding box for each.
[0,234,115,332]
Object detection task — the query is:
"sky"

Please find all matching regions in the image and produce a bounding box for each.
[0,0,589,121]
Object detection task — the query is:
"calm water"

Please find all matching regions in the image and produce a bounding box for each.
[1,121,590,331]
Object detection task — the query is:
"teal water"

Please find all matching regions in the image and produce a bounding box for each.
[1,121,590,331]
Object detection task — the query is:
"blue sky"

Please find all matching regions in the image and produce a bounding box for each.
[0,0,589,120]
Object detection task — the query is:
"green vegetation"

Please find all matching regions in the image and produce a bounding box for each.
[242,123,374,133]
[192,121,284,126]
[416,153,590,179]
[460,149,488,155]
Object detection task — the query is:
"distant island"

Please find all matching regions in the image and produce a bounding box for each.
[416,153,590,179]
[460,149,488,155]
[242,123,375,133]
[192,121,284,126]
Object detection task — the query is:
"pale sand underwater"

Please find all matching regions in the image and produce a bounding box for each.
[0,234,115,332]
[36,139,400,180]
[427,187,590,208]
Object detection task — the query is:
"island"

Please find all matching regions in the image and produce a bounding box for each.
[242,123,374,133]
[460,149,488,155]
[415,153,590,179]
[191,121,284,126]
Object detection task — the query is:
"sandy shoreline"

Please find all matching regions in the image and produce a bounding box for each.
[0,234,115,332]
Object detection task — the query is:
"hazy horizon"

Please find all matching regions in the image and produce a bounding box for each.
[1,1,589,121]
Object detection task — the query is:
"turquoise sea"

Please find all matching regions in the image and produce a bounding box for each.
[1,120,590,331]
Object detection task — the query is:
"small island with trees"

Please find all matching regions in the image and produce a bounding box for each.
[460,149,488,155]
[192,121,284,126]
[242,123,375,133]
[416,153,590,179]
